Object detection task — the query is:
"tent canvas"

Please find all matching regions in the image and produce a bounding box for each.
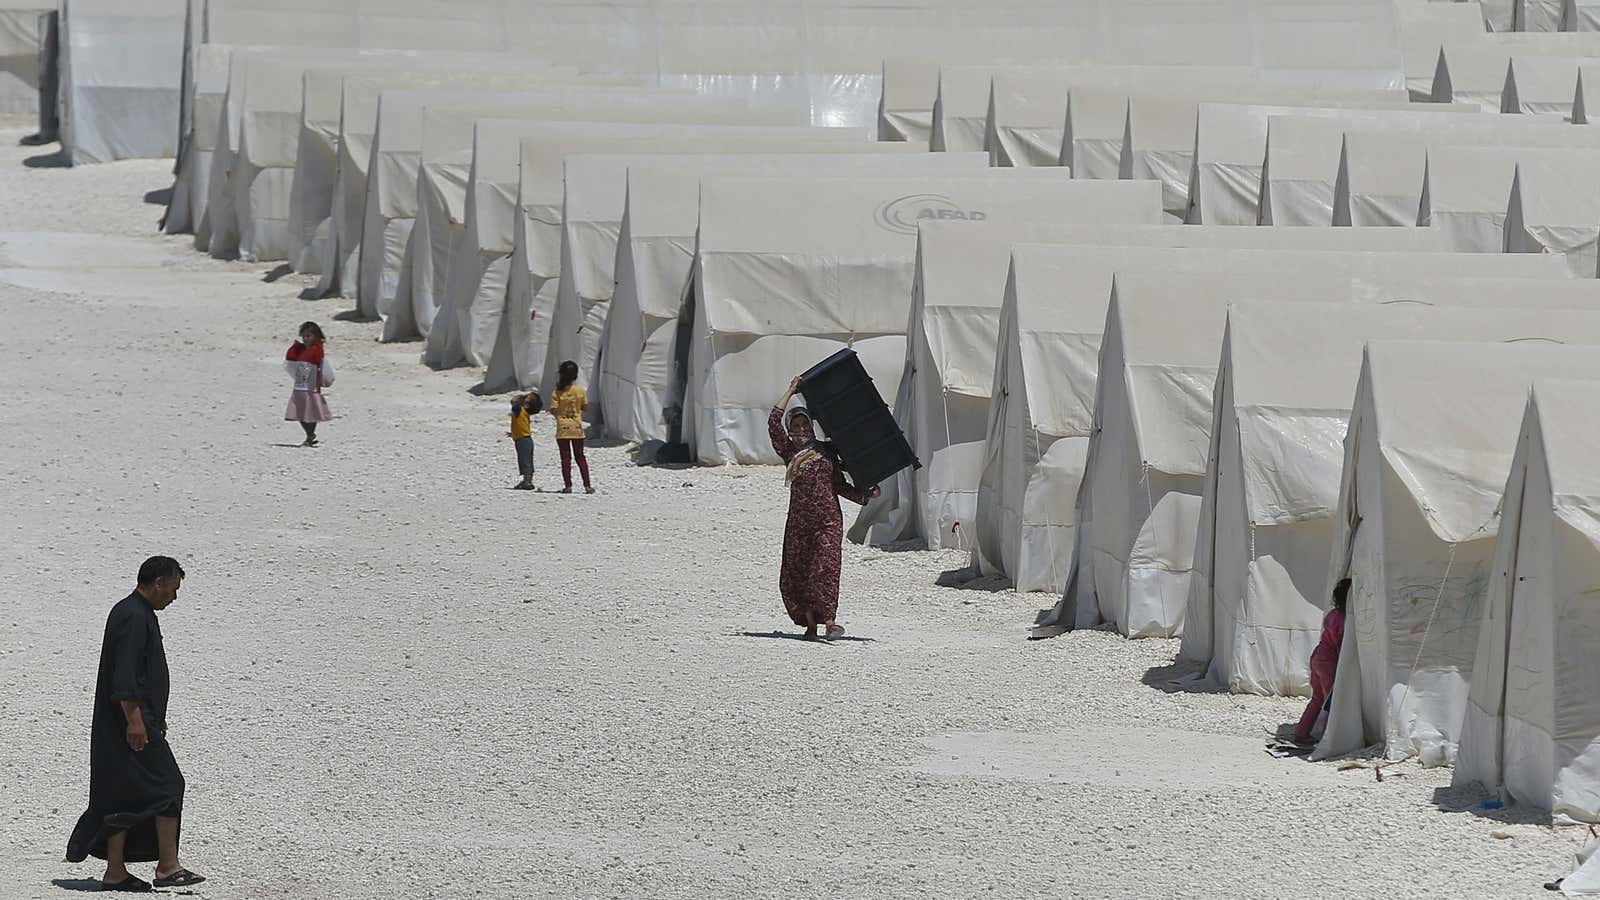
[1185,297,1600,699]
[405,123,864,373]
[327,73,590,301]
[288,55,573,274]
[852,221,1452,559]
[684,173,1164,466]
[1316,342,1600,767]
[547,144,946,414]
[1456,379,1600,824]
[1421,145,1600,254]
[1333,118,1597,227]
[1503,55,1592,116]
[1400,1,1488,100]
[352,85,701,317]
[1258,107,1484,228]
[1184,99,1415,226]
[1506,157,1600,277]
[597,151,992,449]
[58,0,187,165]
[1432,37,1600,110]
[1071,251,1575,638]
[1109,84,1409,221]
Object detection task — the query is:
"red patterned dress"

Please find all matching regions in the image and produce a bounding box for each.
[769,407,870,626]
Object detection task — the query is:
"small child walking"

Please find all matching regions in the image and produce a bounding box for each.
[1295,578,1350,744]
[508,391,541,490]
[284,321,332,447]
[550,360,594,494]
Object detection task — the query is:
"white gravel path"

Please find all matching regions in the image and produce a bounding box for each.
[0,124,1582,899]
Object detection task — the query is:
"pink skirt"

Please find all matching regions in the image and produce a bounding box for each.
[285,390,332,422]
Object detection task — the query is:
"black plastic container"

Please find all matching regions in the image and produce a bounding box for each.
[796,349,920,489]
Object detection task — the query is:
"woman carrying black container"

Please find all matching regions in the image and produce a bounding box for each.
[770,375,880,640]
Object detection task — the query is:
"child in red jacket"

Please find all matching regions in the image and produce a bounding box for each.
[285,321,331,446]
[1295,578,1350,743]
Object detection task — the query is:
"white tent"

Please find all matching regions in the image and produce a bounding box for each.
[0,1,51,118]
[327,73,572,302]
[1399,1,1488,100]
[164,42,247,237]
[1432,37,1600,110]
[1316,342,1600,766]
[1332,118,1596,227]
[1107,84,1406,221]
[411,122,859,374]
[930,63,1003,153]
[224,49,440,262]
[1456,378,1600,824]
[1072,251,1575,638]
[1422,145,1600,253]
[598,152,990,449]
[57,0,187,164]
[1503,55,1592,116]
[1185,99,1414,226]
[684,174,1164,466]
[1506,156,1600,276]
[852,221,1452,558]
[353,85,672,318]
[286,55,570,275]
[1575,63,1600,122]
[1259,107,1484,227]
[403,102,821,367]
[547,145,941,414]
[1186,296,1600,698]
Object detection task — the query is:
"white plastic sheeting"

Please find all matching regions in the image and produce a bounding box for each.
[1506,156,1600,276]
[1316,342,1600,766]
[1185,99,1414,226]
[1333,118,1594,227]
[684,174,1163,466]
[1070,250,1574,639]
[1421,145,1600,253]
[1186,296,1600,698]
[598,152,989,450]
[1259,108,1483,228]
[850,222,1448,563]
[1456,379,1600,825]
[58,0,187,165]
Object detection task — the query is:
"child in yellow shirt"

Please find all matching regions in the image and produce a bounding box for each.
[550,360,594,494]
[507,391,541,490]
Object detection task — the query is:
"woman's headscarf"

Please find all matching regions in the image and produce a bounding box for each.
[784,407,824,486]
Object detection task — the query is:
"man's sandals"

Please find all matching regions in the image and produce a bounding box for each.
[153,868,206,888]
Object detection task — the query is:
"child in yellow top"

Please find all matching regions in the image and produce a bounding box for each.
[550,360,594,494]
[507,391,540,490]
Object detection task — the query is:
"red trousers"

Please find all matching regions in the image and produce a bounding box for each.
[1296,659,1336,741]
[558,438,590,489]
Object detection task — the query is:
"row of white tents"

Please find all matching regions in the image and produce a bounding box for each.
[53,0,1600,831]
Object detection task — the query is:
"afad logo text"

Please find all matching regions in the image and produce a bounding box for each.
[874,193,988,235]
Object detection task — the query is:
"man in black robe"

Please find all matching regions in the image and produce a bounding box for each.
[66,556,206,891]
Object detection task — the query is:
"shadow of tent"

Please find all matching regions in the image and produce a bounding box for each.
[142,187,171,206]
[934,566,1010,592]
[1140,659,1229,695]
[23,149,68,168]
[1430,783,1552,826]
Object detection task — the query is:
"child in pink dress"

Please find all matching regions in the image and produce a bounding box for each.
[1296,578,1349,743]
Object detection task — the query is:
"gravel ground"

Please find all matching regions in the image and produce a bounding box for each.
[0,124,1584,899]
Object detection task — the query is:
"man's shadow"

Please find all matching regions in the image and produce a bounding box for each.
[734,630,876,644]
[51,879,108,892]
